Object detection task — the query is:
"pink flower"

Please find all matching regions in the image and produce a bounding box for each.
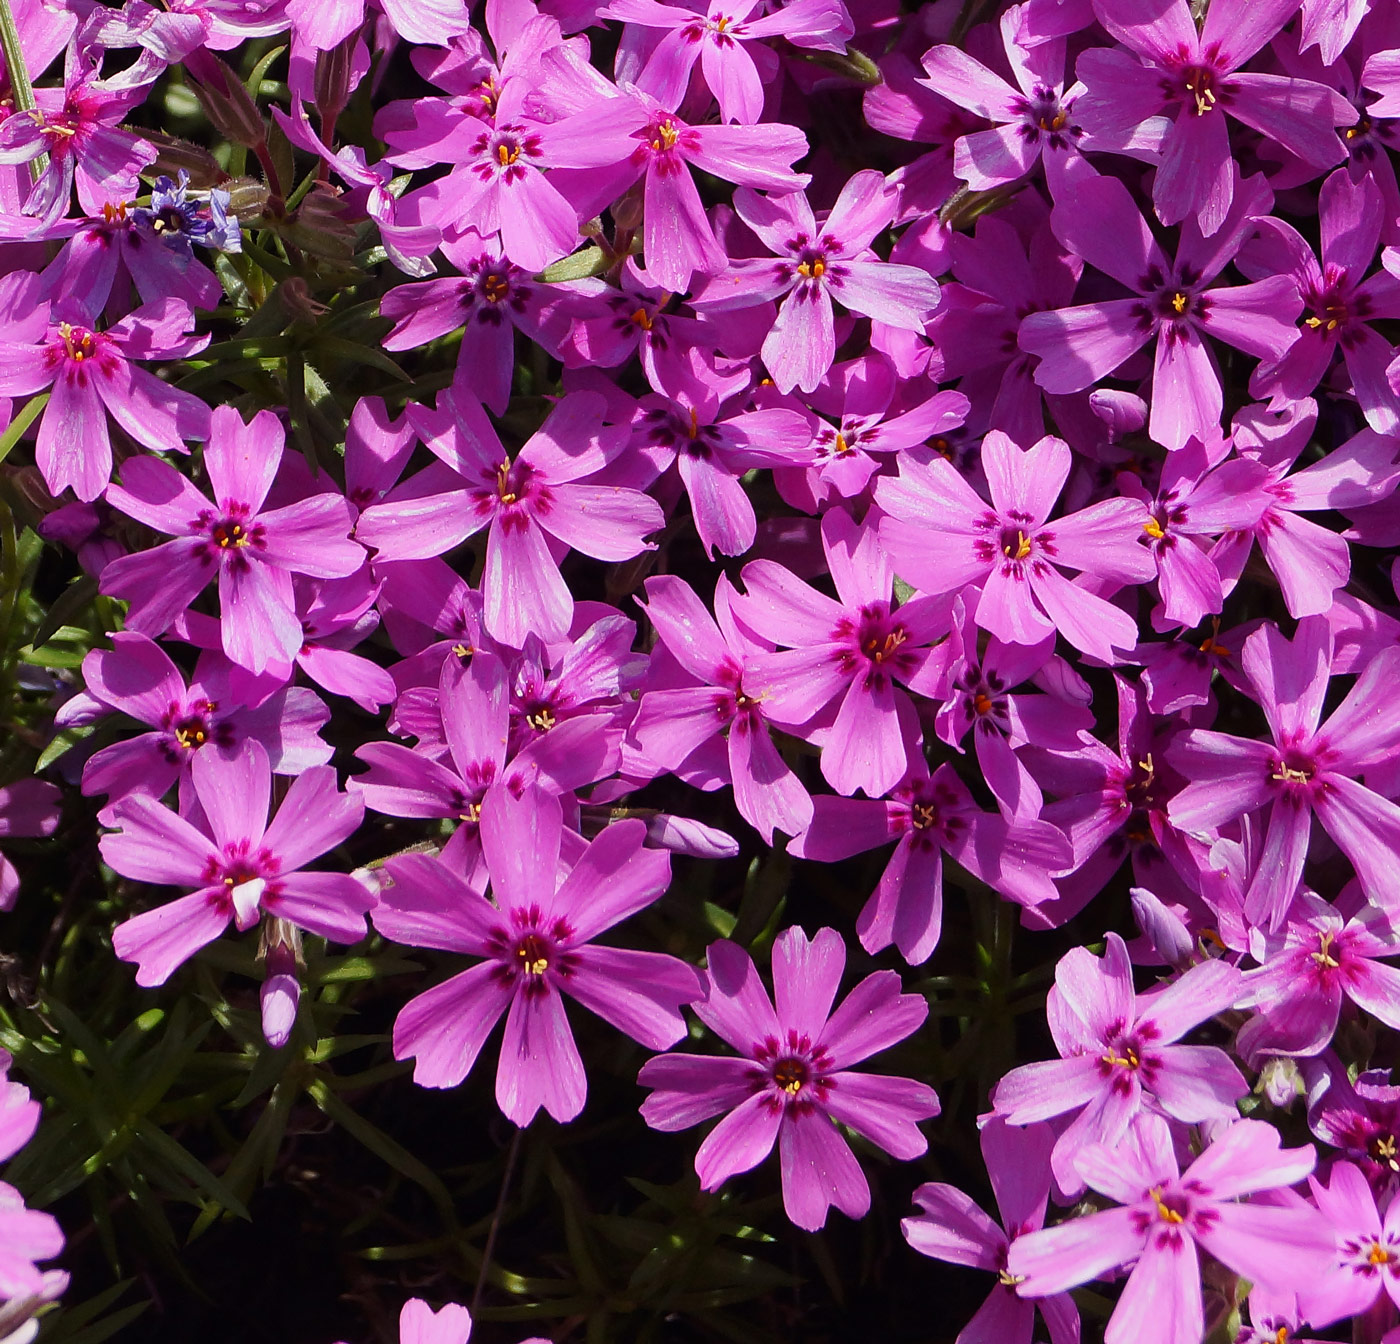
[0,296,210,501]
[102,740,372,987]
[357,390,663,647]
[374,785,701,1125]
[100,406,364,673]
[1009,1115,1331,1344]
[692,172,940,394]
[639,926,939,1231]
[876,430,1154,662]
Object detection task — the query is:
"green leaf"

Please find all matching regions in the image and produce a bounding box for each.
[540,246,610,283]
[25,574,99,652]
[312,334,410,381]
[307,1077,458,1219]
[0,393,48,466]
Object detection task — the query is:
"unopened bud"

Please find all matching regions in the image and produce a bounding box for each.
[183,49,267,151]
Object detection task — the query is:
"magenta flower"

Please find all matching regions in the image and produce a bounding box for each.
[100,406,364,674]
[1304,1161,1400,1328]
[77,631,332,809]
[903,1117,1079,1344]
[638,926,939,1231]
[374,785,700,1125]
[0,296,210,501]
[788,760,1072,965]
[991,933,1246,1193]
[543,87,809,294]
[1008,1115,1331,1344]
[1240,168,1400,433]
[395,79,581,273]
[629,573,813,844]
[1075,0,1350,233]
[605,0,850,123]
[378,231,576,414]
[1018,170,1301,450]
[357,390,663,647]
[875,429,1154,662]
[691,171,940,393]
[102,741,371,987]
[920,6,1103,193]
[1168,617,1400,930]
[0,779,60,911]
[0,48,157,224]
[1236,892,1400,1061]
[737,510,949,798]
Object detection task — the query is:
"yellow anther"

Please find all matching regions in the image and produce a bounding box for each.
[497,142,518,167]
[1370,1243,1392,1265]
[1151,1187,1183,1223]
[630,306,653,331]
[1170,291,1189,313]
[1004,531,1032,561]
[652,121,680,151]
[1143,517,1165,539]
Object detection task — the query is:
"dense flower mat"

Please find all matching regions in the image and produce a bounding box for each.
[2,0,1400,1340]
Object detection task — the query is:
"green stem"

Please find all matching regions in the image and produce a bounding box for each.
[0,0,44,183]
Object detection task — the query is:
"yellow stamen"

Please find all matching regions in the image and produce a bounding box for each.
[1151,1187,1183,1223]
[1170,291,1189,314]
[1004,531,1032,561]
[1143,517,1165,539]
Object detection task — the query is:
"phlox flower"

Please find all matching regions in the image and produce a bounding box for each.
[1239,167,1400,433]
[606,0,850,124]
[1303,1161,1400,1328]
[691,171,940,394]
[100,405,364,674]
[1009,1115,1331,1344]
[903,1118,1078,1344]
[1236,891,1400,1061]
[0,295,211,502]
[629,573,813,844]
[638,926,939,1231]
[736,509,949,798]
[0,779,60,912]
[75,631,332,811]
[542,86,810,294]
[357,390,663,648]
[1218,398,1400,618]
[0,44,157,225]
[374,785,700,1125]
[1018,170,1301,451]
[991,932,1246,1193]
[101,740,372,987]
[1075,0,1350,234]
[788,759,1072,965]
[875,429,1154,663]
[1168,616,1400,930]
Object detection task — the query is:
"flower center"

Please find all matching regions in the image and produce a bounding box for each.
[1150,1187,1185,1223]
[527,706,556,732]
[651,119,680,152]
[863,627,907,663]
[516,933,549,976]
[212,519,250,548]
[482,272,510,304]
[1271,747,1316,786]
[796,252,827,280]
[1371,1242,1393,1266]
[1001,528,1032,561]
[496,140,519,167]
[173,714,209,750]
[772,1056,809,1094]
[59,321,96,361]
[1183,65,1217,115]
[1372,1135,1400,1171]
[1311,929,1340,969]
[1304,296,1349,332]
